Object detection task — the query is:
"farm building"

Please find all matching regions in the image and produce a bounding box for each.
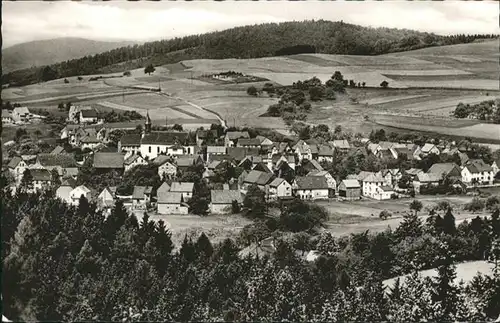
[80,135,100,151]
[237,138,262,149]
[225,131,250,147]
[267,178,292,200]
[157,192,188,215]
[338,179,361,201]
[169,182,194,201]
[241,170,274,192]
[210,190,243,214]
[294,140,313,161]
[93,153,125,173]
[196,129,218,146]
[427,163,462,179]
[293,176,329,200]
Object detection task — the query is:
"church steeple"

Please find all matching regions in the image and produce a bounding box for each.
[145,110,152,134]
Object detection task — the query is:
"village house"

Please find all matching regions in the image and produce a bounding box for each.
[69,185,91,206]
[330,140,350,153]
[169,182,194,201]
[80,134,101,151]
[241,170,274,193]
[362,173,387,199]
[12,107,32,123]
[301,159,324,174]
[293,176,329,200]
[252,162,273,174]
[492,158,500,176]
[236,138,262,149]
[271,154,296,171]
[206,146,227,163]
[97,187,116,215]
[256,136,274,149]
[124,154,148,172]
[405,168,424,180]
[157,158,177,179]
[317,144,334,163]
[420,143,440,157]
[307,170,337,197]
[157,192,188,215]
[224,131,250,147]
[30,169,52,192]
[132,186,153,207]
[56,178,76,205]
[93,152,125,174]
[210,189,243,214]
[2,111,13,124]
[294,140,312,162]
[157,182,170,195]
[338,179,361,201]
[461,159,495,186]
[267,178,292,200]
[176,155,203,171]
[8,156,28,183]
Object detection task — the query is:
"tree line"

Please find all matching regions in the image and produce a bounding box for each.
[3,20,497,86]
[1,181,500,321]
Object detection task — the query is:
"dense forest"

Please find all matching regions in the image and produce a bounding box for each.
[3,20,497,86]
[2,177,500,321]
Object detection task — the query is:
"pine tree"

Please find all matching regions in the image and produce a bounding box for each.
[432,241,458,321]
[442,208,456,235]
[20,168,34,192]
[195,232,214,263]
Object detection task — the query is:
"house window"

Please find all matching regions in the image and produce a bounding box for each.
[157,147,160,153]
[149,146,151,153]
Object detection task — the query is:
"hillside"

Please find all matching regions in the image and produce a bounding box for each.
[2,20,495,87]
[2,37,137,73]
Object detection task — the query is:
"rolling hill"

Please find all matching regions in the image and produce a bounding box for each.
[2,37,137,73]
[2,20,495,87]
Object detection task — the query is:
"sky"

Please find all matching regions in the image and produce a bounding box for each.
[2,1,499,48]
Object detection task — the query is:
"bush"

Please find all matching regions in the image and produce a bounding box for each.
[464,197,485,213]
[247,86,258,96]
[231,200,241,214]
[379,210,392,220]
[77,76,83,81]
[64,78,69,84]
[123,71,131,77]
[380,80,389,88]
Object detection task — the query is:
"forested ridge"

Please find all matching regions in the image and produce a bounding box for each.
[3,20,496,86]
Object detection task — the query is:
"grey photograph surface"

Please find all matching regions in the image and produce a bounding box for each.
[1,1,500,322]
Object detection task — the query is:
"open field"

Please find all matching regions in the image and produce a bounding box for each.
[383,261,494,289]
[134,213,253,249]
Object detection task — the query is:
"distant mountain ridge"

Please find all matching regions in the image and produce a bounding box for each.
[2,37,137,73]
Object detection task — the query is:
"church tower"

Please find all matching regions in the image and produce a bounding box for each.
[145,110,152,134]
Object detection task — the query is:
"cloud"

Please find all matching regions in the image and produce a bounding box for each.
[2,1,498,48]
